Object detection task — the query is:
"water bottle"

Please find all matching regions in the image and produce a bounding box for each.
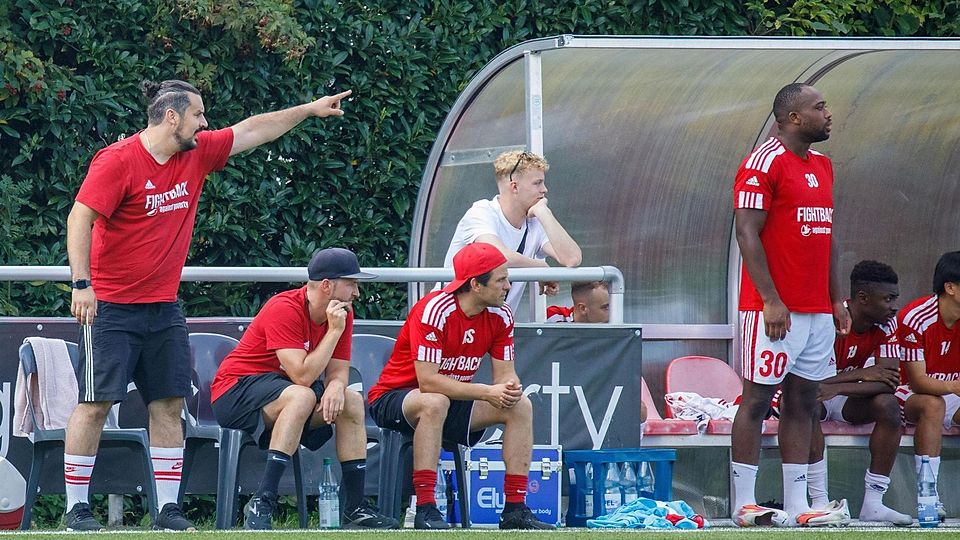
[603,463,622,514]
[403,495,417,528]
[918,457,939,528]
[435,461,448,520]
[582,463,594,516]
[638,461,655,499]
[621,461,639,504]
[446,469,459,525]
[318,457,340,528]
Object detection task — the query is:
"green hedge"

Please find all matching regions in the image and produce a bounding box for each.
[2,0,956,319]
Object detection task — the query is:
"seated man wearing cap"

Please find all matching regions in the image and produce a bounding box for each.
[210,247,398,530]
[368,242,555,530]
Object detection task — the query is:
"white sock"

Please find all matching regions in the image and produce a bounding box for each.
[860,471,912,525]
[151,446,184,508]
[64,453,96,509]
[782,463,811,518]
[807,459,829,509]
[731,462,758,509]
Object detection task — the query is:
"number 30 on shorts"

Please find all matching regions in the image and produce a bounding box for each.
[758,350,787,378]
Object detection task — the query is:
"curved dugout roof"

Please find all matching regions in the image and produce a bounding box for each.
[411,36,960,338]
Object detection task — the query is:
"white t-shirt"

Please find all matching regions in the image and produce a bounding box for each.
[442,197,549,310]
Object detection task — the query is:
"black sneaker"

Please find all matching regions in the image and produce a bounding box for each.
[154,502,196,531]
[243,495,276,530]
[64,502,104,532]
[499,504,556,530]
[414,503,451,529]
[343,499,400,529]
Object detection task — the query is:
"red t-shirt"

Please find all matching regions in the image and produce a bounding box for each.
[546,305,574,322]
[734,137,834,313]
[368,291,514,404]
[210,287,353,402]
[898,294,960,384]
[76,128,234,303]
[835,317,899,372]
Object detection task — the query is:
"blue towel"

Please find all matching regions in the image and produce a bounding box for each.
[586,497,710,529]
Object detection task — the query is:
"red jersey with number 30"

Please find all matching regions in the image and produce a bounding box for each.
[368,291,514,404]
[76,128,234,303]
[734,137,834,313]
[897,294,960,384]
[834,317,899,372]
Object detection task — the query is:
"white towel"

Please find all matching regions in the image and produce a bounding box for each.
[663,391,738,433]
[13,338,79,436]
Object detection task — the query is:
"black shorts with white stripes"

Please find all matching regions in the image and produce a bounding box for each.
[78,300,191,404]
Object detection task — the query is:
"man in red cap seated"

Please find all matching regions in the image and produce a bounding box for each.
[368,242,554,530]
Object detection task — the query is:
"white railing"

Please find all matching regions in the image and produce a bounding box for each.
[0,265,626,323]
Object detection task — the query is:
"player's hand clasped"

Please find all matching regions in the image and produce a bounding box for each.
[488,379,522,409]
[860,364,901,389]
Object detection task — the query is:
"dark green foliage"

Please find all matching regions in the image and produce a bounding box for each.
[28,493,311,529]
[1,0,956,318]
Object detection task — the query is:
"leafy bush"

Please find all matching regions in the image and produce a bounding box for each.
[28,493,304,529]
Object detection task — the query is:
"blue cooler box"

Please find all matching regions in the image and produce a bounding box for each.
[463,444,562,527]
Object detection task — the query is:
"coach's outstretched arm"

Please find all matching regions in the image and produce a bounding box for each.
[229,90,352,156]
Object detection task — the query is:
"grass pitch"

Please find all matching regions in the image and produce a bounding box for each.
[2,528,954,539]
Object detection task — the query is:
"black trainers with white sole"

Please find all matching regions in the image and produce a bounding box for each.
[243,495,276,530]
[499,504,556,530]
[153,502,196,531]
[64,502,104,532]
[414,503,451,529]
[342,499,400,529]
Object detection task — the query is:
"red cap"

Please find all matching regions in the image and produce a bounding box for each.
[442,243,507,293]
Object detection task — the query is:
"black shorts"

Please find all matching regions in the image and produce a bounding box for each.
[78,301,191,404]
[211,372,333,451]
[369,389,485,447]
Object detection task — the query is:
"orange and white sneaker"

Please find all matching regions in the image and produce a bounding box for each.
[735,504,790,527]
[795,499,852,527]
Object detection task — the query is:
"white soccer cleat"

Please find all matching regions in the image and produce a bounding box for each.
[735,504,790,527]
[826,499,852,519]
[795,499,852,527]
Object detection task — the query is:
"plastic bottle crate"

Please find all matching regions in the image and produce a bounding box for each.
[563,448,676,527]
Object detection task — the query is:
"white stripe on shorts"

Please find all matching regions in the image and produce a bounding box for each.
[83,323,94,402]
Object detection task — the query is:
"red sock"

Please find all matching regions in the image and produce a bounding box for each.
[413,469,437,506]
[504,474,528,504]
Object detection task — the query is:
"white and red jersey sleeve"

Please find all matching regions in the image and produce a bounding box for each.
[546,305,574,323]
[834,317,899,372]
[898,294,960,384]
[368,291,514,404]
[734,137,783,212]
